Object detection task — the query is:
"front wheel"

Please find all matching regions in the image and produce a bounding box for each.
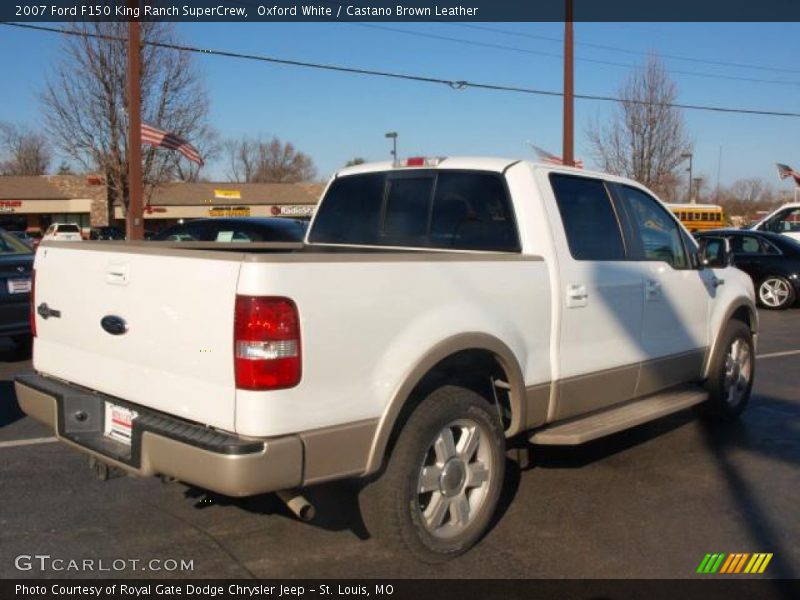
[359,385,505,563]
[757,276,796,310]
[702,321,755,421]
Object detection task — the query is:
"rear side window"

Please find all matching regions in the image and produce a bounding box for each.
[310,170,520,251]
[431,172,518,251]
[729,234,779,256]
[308,173,384,246]
[549,174,626,260]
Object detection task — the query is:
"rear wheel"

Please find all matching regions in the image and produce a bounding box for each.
[359,385,505,563]
[702,321,754,421]
[757,276,795,310]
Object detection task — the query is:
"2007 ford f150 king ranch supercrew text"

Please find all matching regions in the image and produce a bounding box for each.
[17,157,757,562]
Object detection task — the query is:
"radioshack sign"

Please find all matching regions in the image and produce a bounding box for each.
[271,205,315,217]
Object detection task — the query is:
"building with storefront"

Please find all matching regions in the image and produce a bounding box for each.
[0,176,324,235]
[113,181,325,230]
[0,175,107,233]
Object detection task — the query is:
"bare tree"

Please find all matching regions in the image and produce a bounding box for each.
[41,22,214,220]
[226,135,317,183]
[729,178,769,203]
[0,122,52,175]
[587,56,692,199]
[345,157,367,167]
[716,177,779,221]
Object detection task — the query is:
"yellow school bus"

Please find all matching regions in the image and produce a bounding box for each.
[665,203,725,232]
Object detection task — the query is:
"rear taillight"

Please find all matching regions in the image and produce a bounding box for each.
[234,296,301,390]
[30,269,36,337]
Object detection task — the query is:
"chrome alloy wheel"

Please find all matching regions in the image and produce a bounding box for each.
[723,338,752,408]
[416,419,493,539]
[758,277,791,308]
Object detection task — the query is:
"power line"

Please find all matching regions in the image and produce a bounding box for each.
[452,22,800,76]
[355,23,800,88]
[4,21,800,119]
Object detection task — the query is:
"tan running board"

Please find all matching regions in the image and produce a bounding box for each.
[530,386,708,445]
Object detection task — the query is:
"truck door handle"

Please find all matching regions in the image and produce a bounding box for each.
[566,284,588,308]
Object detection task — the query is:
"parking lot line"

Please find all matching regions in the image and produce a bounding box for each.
[756,349,800,361]
[0,436,58,449]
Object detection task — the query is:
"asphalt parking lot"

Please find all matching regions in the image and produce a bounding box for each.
[0,309,798,579]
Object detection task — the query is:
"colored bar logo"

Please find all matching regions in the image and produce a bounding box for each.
[697,553,772,574]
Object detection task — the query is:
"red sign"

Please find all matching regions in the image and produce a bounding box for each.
[0,201,22,207]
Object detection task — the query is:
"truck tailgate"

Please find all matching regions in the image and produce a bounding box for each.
[32,244,242,431]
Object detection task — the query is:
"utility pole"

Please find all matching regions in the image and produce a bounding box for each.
[385,131,398,160]
[681,152,694,204]
[126,0,144,241]
[562,0,574,167]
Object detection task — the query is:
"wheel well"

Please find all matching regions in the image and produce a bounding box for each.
[382,349,512,465]
[730,305,754,332]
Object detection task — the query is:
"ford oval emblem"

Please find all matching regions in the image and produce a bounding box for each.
[100,315,128,336]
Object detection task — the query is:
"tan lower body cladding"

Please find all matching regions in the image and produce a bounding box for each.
[550,349,707,421]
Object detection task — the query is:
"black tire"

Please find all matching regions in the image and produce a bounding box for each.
[756,276,796,310]
[701,321,754,421]
[359,385,505,563]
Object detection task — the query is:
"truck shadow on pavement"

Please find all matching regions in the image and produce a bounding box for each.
[183,459,523,545]
[521,391,799,580]
[698,395,799,580]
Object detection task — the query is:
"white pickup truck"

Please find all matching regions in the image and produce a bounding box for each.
[17,157,757,562]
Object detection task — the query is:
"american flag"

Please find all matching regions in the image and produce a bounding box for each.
[776,163,800,186]
[141,124,204,166]
[528,143,584,168]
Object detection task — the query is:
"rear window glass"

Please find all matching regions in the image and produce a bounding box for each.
[310,170,520,252]
[57,224,80,233]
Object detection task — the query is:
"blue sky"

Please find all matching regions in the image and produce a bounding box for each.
[1,21,799,193]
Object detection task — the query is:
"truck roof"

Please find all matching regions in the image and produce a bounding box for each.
[337,156,520,176]
[333,157,655,195]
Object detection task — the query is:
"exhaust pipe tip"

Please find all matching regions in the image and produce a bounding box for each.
[276,490,316,522]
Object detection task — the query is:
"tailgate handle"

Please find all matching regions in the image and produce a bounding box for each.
[106,264,129,285]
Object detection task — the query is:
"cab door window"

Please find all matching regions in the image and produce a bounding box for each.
[616,185,689,269]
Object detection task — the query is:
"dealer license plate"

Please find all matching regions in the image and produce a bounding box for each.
[104,402,138,446]
[7,278,31,294]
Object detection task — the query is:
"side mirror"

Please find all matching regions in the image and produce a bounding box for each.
[698,237,734,268]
